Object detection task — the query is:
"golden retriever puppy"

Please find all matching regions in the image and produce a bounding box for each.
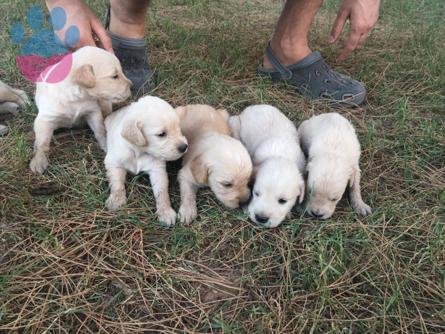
[298,112,372,219]
[0,80,29,135]
[176,104,252,224]
[105,96,188,226]
[229,105,306,228]
[30,46,131,174]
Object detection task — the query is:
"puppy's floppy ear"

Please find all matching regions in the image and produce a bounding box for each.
[121,120,147,146]
[72,64,96,88]
[190,155,209,184]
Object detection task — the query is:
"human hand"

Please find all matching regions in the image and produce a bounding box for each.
[46,0,113,52]
[329,0,381,62]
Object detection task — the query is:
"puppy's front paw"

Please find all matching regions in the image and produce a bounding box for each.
[2,102,20,115]
[353,201,372,216]
[106,193,127,211]
[178,204,197,224]
[0,125,8,136]
[157,206,177,226]
[15,89,30,107]
[30,154,49,174]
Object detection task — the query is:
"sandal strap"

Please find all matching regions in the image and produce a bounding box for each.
[264,43,292,80]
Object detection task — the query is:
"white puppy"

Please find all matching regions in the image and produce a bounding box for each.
[176,105,252,224]
[298,112,372,219]
[30,46,132,174]
[105,96,188,225]
[229,105,306,228]
[0,80,30,135]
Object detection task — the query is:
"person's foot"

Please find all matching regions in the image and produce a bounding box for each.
[105,6,155,95]
[258,43,366,106]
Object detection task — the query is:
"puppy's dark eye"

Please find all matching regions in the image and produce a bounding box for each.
[157,131,166,137]
[254,191,260,197]
[112,74,119,79]
[278,198,287,205]
[330,198,338,202]
[221,181,233,188]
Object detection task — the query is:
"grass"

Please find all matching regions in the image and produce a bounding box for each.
[0,0,444,332]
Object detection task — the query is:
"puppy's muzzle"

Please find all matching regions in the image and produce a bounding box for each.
[177,143,188,153]
[254,213,269,225]
[310,210,325,219]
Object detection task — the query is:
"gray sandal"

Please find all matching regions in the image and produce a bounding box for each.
[105,6,155,95]
[258,44,366,106]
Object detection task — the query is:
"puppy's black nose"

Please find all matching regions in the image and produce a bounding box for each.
[255,213,269,224]
[311,211,323,218]
[177,143,188,153]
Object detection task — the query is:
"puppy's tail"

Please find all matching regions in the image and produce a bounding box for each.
[228,115,241,139]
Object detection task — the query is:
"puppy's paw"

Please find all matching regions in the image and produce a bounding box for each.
[30,154,48,174]
[1,102,20,115]
[353,201,372,216]
[157,206,177,226]
[178,204,197,224]
[9,103,20,115]
[106,193,127,211]
[14,89,30,107]
[0,125,8,136]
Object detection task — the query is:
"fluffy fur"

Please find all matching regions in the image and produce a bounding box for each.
[104,96,188,226]
[0,80,29,135]
[229,105,306,228]
[30,46,131,174]
[298,112,372,219]
[176,104,252,224]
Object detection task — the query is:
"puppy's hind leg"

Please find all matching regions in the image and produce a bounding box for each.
[178,168,198,224]
[30,117,55,174]
[349,168,372,216]
[85,110,107,152]
[105,166,127,211]
[146,161,177,226]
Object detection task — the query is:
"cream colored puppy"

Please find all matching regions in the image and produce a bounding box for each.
[30,46,132,174]
[176,105,252,224]
[105,96,188,225]
[298,112,372,219]
[229,105,306,228]
[0,80,30,135]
